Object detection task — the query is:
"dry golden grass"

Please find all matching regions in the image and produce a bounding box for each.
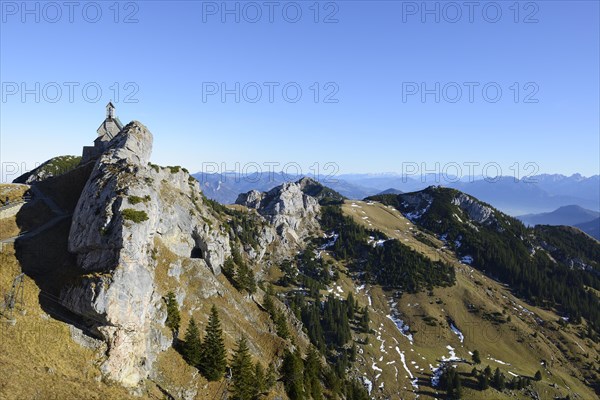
[0,244,141,400]
[338,200,599,400]
[0,216,19,240]
[0,184,29,204]
[152,237,293,399]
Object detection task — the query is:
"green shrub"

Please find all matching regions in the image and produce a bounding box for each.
[122,208,149,223]
[148,163,160,173]
[128,195,151,205]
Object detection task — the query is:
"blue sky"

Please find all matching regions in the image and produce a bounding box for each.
[1,0,598,182]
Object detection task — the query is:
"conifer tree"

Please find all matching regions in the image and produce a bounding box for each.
[281,349,305,400]
[264,285,275,316]
[231,335,256,400]
[199,305,227,381]
[182,318,202,366]
[347,292,355,320]
[472,349,481,364]
[275,310,290,339]
[266,362,277,390]
[304,347,323,400]
[222,257,235,281]
[254,362,267,396]
[478,374,489,390]
[236,262,257,294]
[493,367,506,390]
[534,370,542,381]
[164,291,181,336]
[359,306,370,333]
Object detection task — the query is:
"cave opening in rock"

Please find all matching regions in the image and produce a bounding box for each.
[190,247,203,259]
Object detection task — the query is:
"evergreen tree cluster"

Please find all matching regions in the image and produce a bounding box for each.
[280,347,369,400]
[263,285,291,339]
[222,250,257,295]
[294,293,356,352]
[205,198,263,250]
[181,305,227,381]
[439,365,462,399]
[297,244,338,286]
[370,188,600,332]
[319,205,456,292]
[228,334,278,400]
[470,365,532,394]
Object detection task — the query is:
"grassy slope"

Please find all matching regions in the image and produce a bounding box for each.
[338,200,598,400]
[151,236,295,400]
[0,244,140,400]
[0,184,29,204]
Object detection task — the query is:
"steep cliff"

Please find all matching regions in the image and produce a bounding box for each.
[61,121,232,387]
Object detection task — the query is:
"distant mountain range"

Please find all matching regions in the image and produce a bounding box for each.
[377,188,404,195]
[194,172,599,217]
[518,205,599,227]
[576,218,600,240]
[192,172,377,204]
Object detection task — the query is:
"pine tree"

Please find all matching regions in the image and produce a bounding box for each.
[236,262,257,294]
[199,305,227,381]
[349,343,357,362]
[266,362,277,390]
[304,347,323,400]
[231,336,256,400]
[484,365,492,378]
[440,366,462,399]
[222,257,235,281]
[346,292,355,320]
[472,349,481,364]
[478,374,490,390]
[534,370,542,381]
[359,306,370,333]
[493,367,505,390]
[264,285,275,316]
[275,310,290,339]
[281,349,305,400]
[182,318,202,366]
[452,370,462,399]
[164,291,181,336]
[254,362,267,396]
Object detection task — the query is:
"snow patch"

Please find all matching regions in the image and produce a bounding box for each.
[319,232,339,250]
[372,362,383,372]
[387,314,414,345]
[488,357,510,366]
[450,323,464,343]
[441,346,461,362]
[460,255,473,265]
[396,346,419,391]
[361,376,373,395]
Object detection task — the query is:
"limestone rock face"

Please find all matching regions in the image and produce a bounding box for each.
[451,193,496,225]
[236,178,320,247]
[62,121,231,388]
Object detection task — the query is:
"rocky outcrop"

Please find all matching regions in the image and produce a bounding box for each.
[61,121,231,388]
[451,193,496,225]
[236,178,321,248]
[13,155,81,184]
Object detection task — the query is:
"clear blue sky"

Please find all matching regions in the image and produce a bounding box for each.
[1,0,599,182]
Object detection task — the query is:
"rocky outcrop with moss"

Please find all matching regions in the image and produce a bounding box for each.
[13,155,82,184]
